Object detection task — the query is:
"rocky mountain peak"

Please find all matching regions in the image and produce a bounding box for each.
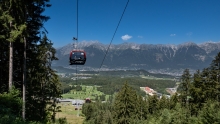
[53,41,220,76]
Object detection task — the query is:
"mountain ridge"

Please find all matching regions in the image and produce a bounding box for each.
[53,41,220,75]
[57,41,220,54]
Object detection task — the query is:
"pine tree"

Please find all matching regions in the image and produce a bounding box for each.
[207,52,220,101]
[25,34,61,121]
[198,100,220,124]
[189,70,205,116]
[179,69,192,108]
[82,102,98,121]
[147,95,159,114]
[158,95,169,110]
[200,68,218,101]
[136,95,148,120]
[169,93,179,110]
[113,82,138,124]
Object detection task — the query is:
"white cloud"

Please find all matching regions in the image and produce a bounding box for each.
[186,32,193,36]
[138,35,143,38]
[121,34,132,41]
[170,34,176,36]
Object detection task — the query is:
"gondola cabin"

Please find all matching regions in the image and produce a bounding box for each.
[69,50,86,65]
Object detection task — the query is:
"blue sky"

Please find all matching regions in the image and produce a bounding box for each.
[43,0,220,48]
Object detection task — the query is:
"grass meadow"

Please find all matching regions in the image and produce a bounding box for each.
[56,102,84,124]
[62,85,106,100]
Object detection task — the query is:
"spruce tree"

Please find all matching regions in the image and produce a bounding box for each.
[179,69,191,108]
[200,68,218,101]
[199,100,220,124]
[25,34,61,121]
[136,95,148,120]
[158,95,169,110]
[113,82,138,124]
[169,93,179,110]
[189,70,205,116]
[207,52,220,101]
[147,95,159,114]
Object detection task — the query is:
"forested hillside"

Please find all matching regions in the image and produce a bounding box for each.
[82,52,220,124]
[59,75,176,96]
[0,0,62,123]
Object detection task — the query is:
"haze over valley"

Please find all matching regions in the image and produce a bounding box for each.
[53,41,220,76]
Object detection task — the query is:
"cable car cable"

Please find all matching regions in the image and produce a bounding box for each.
[75,0,78,85]
[70,0,86,66]
[93,0,130,84]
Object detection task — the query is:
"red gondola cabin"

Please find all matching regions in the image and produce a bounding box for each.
[69,50,86,65]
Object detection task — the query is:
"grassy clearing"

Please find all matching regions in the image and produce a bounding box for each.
[62,85,105,100]
[56,102,84,124]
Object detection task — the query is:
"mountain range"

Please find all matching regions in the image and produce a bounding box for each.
[53,41,220,75]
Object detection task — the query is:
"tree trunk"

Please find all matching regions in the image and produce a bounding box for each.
[22,36,26,120]
[9,21,13,90]
[9,42,13,90]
